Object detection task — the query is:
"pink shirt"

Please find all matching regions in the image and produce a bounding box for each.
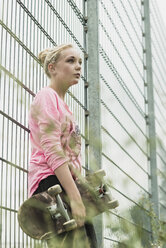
[28,86,82,197]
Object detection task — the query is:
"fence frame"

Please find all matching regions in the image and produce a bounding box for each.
[87,0,103,247]
[142,0,159,244]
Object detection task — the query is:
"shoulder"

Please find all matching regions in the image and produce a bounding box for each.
[30,87,60,115]
[30,87,61,118]
[35,86,56,98]
[33,87,59,105]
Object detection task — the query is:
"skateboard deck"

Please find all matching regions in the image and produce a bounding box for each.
[18,169,119,240]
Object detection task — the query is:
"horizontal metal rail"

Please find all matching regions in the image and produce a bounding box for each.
[102,151,150,194]
[16,0,86,54]
[99,21,144,86]
[132,0,141,13]
[159,202,166,210]
[0,157,28,173]
[0,110,30,132]
[100,74,148,139]
[152,41,166,82]
[99,0,143,62]
[0,64,35,96]
[154,118,166,140]
[125,0,142,25]
[99,45,145,118]
[158,168,166,180]
[99,21,145,98]
[0,110,87,144]
[104,237,124,244]
[152,56,166,95]
[110,0,143,45]
[0,68,88,114]
[0,206,18,213]
[154,98,166,125]
[151,1,166,52]
[110,184,151,214]
[102,127,149,175]
[101,101,148,157]
[159,186,166,196]
[66,0,85,24]
[155,121,166,139]
[0,20,40,63]
[110,210,152,234]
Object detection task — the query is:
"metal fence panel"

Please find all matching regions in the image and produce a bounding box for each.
[150,0,166,224]
[99,0,166,246]
[99,0,152,246]
[1,0,166,247]
[0,0,87,247]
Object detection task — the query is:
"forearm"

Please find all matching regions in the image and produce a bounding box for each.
[54,162,82,203]
[54,163,86,226]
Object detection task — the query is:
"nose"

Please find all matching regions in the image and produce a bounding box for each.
[75,62,81,71]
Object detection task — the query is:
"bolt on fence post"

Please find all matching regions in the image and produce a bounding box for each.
[142,0,159,244]
[87,0,102,247]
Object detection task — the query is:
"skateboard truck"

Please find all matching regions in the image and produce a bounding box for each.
[87,169,119,209]
[47,195,70,221]
[47,185,77,232]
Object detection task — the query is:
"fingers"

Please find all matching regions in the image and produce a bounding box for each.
[70,199,86,227]
[72,211,86,227]
[75,215,85,227]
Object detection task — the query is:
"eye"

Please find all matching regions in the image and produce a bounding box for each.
[68,59,74,63]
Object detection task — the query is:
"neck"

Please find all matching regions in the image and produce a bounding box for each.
[49,80,68,101]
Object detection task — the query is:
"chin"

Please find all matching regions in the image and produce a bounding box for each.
[71,80,79,86]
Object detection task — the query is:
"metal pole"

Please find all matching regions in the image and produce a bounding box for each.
[142,0,159,244]
[86,0,102,247]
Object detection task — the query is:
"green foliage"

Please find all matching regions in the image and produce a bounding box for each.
[46,229,90,248]
[111,194,166,248]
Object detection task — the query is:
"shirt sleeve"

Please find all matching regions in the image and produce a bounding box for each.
[31,89,69,171]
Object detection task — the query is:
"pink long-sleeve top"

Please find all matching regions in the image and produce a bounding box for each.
[28,86,82,197]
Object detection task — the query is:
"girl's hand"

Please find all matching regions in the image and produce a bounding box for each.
[54,163,86,226]
[70,199,86,227]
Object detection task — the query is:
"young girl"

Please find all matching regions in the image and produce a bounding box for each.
[28,44,97,247]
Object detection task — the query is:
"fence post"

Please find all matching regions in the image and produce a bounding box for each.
[86,0,102,247]
[142,0,159,244]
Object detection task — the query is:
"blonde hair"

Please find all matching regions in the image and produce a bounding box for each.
[38,44,74,78]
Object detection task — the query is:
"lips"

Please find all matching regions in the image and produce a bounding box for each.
[74,73,80,77]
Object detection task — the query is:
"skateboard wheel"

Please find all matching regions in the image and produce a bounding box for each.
[63,219,77,231]
[87,169,106,187]
[107,199,119,209]
[94,169,106,178]
[48,185,62,196]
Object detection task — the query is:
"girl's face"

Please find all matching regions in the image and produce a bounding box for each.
[49,47,82,88]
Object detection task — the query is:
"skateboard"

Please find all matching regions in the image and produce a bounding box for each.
[17,169,119,240]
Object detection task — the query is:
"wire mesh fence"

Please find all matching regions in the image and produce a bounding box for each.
[99,0,166,246]
[150,0,166,228]
[0,0,87,247]
[0,0,166,247]
[99,0,151,246]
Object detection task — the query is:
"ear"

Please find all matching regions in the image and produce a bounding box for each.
[48,63,56,74]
